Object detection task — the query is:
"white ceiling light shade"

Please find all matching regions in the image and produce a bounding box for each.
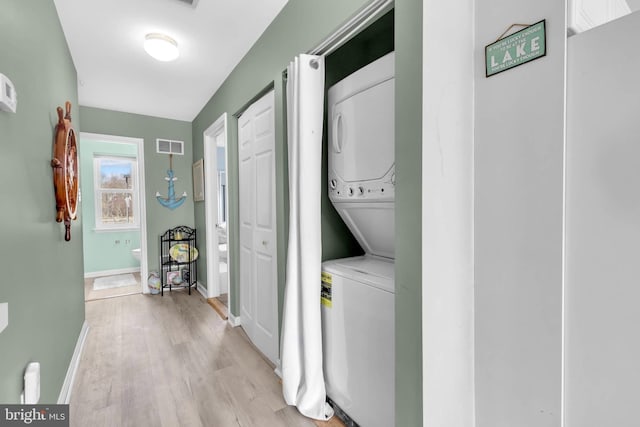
[144,33,179,61]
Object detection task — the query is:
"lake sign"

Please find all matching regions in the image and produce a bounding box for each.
[485,20,546,77]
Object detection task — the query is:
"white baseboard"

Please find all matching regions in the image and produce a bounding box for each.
[84,267,140,279]
[274,359,282,379]
[58,321,89,404]
[196,281,208,298]
[228,312,241,327]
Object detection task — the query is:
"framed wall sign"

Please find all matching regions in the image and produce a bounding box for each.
[485,20,547,77]
[193,159,204,202]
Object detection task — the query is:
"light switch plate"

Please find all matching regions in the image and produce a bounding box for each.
[0,303,7,333]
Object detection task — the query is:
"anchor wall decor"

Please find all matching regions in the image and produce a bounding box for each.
[156,153,187,210]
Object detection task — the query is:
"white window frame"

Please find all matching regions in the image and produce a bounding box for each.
[93,155,140,231]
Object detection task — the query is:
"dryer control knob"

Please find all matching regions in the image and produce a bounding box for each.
[348,187,354,196]
[330,179,337,189]
[391,173,396,185]
[358,186,364,195]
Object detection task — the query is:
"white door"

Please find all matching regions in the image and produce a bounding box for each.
[204,114,230,300]
[238,90,278,364]
[215,131,229,295]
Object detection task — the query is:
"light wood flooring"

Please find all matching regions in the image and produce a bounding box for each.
[71,290,343,427]
[84,272,141,301]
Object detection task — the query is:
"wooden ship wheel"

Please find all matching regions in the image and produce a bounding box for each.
[51,101,79,241]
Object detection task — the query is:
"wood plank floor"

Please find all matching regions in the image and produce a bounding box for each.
[70,291,337,427]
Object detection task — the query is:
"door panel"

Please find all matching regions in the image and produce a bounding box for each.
[239,115,252,152]
[239,158,253,227]
[255,151,273,229]
[239,244,253,330]
[237,90,278,364]
[255,252,275,336]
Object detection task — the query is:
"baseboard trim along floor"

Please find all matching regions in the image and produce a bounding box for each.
[58,320,89,404]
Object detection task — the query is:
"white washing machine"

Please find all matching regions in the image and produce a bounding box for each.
[323,51,395,427]
[321,256,394,427]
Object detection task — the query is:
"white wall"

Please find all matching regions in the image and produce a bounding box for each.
[474,1,566,426]
[422,1,475,426]
[565,11,640,427]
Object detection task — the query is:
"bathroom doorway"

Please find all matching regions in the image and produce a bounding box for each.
[204,114,231,315]
[80,132,149,301]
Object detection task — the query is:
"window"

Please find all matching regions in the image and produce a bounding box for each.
[94,156,138,229]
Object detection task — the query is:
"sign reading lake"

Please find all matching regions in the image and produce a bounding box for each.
[485,20,546,77]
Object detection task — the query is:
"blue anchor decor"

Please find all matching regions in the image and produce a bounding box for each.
[156,154,187,210]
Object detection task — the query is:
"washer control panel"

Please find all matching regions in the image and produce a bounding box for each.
[329,168,395,202]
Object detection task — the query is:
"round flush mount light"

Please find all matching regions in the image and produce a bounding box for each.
[144,33,179,62]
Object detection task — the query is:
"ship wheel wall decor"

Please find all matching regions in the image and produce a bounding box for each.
[51,101,79,241]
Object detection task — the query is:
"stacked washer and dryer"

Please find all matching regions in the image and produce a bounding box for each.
[321,52,395,427]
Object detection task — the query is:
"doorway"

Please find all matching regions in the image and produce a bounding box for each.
[237,90,279,364]
[204,114,231,315]
[80,132,149,301]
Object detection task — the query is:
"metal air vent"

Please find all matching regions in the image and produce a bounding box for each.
[156,139,184,155]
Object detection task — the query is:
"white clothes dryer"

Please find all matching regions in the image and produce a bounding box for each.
[328,51,395,259]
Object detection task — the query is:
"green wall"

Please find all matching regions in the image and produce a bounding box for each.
[192,0,372,314]
[0,0,84,403]
[192,1,423,425]
[395,1,423,425]
[79,107,193,276]
[79,138,141,274]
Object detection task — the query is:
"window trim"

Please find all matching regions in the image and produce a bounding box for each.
[93,155,140,230]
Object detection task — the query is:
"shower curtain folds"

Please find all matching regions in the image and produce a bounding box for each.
[281,54,333,421]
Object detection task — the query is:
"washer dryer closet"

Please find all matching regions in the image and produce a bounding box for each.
[320,11,395,427]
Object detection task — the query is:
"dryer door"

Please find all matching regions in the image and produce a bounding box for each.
[330,76,394,185]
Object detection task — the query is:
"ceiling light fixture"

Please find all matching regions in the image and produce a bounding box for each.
[144,33,179,62]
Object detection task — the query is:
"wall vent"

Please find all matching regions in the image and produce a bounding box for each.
[174,0,199,8]
[156,139,184,155]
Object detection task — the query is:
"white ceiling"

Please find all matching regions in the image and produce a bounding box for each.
[628,0,640,10]
[53,0,288,122]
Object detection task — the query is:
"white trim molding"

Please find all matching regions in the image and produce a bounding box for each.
[274,359,282,379]
[80,132,149,294]
[203,113,229,300]
[196,281,208,299]
[308,0,394,56]
[84,267,141,279]
[422,1,475,426]
[228,312,241,327]
[58,321,89,404]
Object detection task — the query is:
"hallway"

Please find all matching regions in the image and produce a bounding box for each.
[70,292,316,426]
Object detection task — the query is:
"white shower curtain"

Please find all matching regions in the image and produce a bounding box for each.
[281,54,333,421]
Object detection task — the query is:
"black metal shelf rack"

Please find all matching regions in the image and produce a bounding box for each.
[159,225,197,295]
